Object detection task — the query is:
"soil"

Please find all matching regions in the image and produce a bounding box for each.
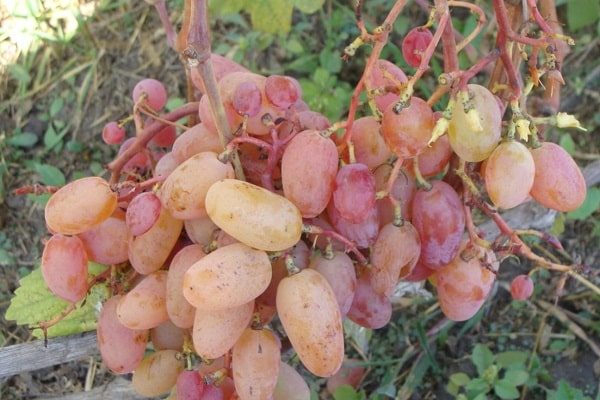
[0,1,599,399]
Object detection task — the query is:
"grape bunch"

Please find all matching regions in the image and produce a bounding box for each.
[32,0,588,399]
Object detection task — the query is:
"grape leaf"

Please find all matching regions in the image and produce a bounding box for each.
[566,187,600,220]
[294,0,325,14]
[5,263,109,339]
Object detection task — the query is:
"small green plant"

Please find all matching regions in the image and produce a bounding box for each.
[446,344,532,400]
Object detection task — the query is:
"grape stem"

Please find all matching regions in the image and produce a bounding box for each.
[302,223,368,265]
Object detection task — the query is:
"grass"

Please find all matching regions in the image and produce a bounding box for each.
[1,0,599,398]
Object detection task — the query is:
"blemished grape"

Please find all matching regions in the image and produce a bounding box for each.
[281,129,339,218]
[365,59,408,112]
[347,116,392,170]
[41,234,89,303]
[172,123,222,163]
[484,140,535,209]
[78,208,129,265]
[448,84,502,162]
[132,349,184,397]
[529,142,586,212]
[326,358,366,395]
[183,242,271,310]
[333,163,377,224]
[126,192,163,236]
[381,96,435,159]
[510,274,534,300]
[412,180,465,270]
[370,222,421,297]
[232,80,262,117]
[402,27,433,68]
[308,251,357,317]
[276,269,344,377]
[205,179,303,251]
[102,121,126,145]
[167,244,206,328]
[160,152,235,220]
[273,361,311,400]
[374,163,416,224]
[128,207,183,274]
[117,271,169,330]
[97,295,149,374]
[265,74,299,109]
[132,78,168,111]
[192,300,254,360]
[151,320,185,351]
[45,176,117,235]
[327,200,380,249]
[176,370,204,400]
[232,328,281,400]
[433,241,497,321]
[346,270,392,329]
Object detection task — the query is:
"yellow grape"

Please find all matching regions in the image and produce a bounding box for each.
[183,243,271,310]
[232,328,281,400]
[159,151,235,220]
[97,295,148,374]
[167,244,206,329]
[117,271,169,330]
[45,176,117,235]
[132,349,184,397]
[192,300,254,359]
[273,362,311,400]
[205,179,303,251]
[128,207,183,274]
[276,269,344,377]
[484,141,535,209]
[448,84,502,162]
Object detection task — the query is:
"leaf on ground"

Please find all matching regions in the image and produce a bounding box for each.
[32,163,66,186]
[7,132,38,148]
[547,379,593,400]
[567,187,600,220]
[493,379,520,399]
[5,263,109,339]
[472,344,494,376]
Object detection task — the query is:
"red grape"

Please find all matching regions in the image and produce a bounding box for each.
[402,27,433,68]
[126,192,163,236]
[510,274,534,300]
[132,78,168,111]
[41,234,89,303]
[102,121,126,145]
[333,163,377,223]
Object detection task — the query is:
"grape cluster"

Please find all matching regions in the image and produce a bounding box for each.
[37,26,586,400]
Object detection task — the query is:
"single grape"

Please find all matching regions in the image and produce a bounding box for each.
[78,208,129,265]
[172,123,222,163]
[374,163,416,225]
[126,191,163,236]
[326,358,366,395]
[484,140,535,209]
[309,251,357,317]
[403,260,436,282]
[333,163,377,224]
[97,295,149,374]
[151,320,185,351]
[402,27,433,68]
[151,124,177,148]
[412,180,465,270]
[132,78,168,111]
[184,216,219,247]
[102,121,126,145]
[154,151,179,177]
[276,269,344,377]
[232,80,262,117]
[117,271,169,330]
[183,243,271,310]
[45,176,117,235]
[510,274,534,301]
[132,349,184,397]
[41,234,89,303]
[381,97,435,159]
[281,129,339,218]
[205,179,303,252]
[296,110,331,131]
[529,142,586,212]
[346,270,392,329]
[273,361,311,400]
[327,200,380,249]
[265,75,299,109]
[167,244,206,328]
[410,133,452,178]
[346,116,392,170]
[176,370,204,400]
[365,59,408,112]
[118,137,150,172]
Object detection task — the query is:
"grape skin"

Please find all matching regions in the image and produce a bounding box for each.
[132,349,184,397]
[41,234,89,303]
[332,163,377,224]
[510,274,534,301]
[117,271,170,330]
[309,251,357,317]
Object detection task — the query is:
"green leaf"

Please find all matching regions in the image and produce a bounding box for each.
[49,97,64,117]
[503,370,529,386]
[208,0,244,14]
[547,379,593,400]
[493,379,520,399]
[332,385,362,400]
[7,63,31,84]
[559,133,576,155]
[567,187,600,220]
[247,0,294,33]
[449,372,471,387]
[5,263,109,338]
[465,377,490,394]
[32,163,66,186]
[294,0,325,14]
[566,0,600,30]
[7,132,38,148]
[495,351,528,368]
[472,344,494,376]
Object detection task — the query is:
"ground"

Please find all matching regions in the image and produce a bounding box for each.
[0,0,599,399]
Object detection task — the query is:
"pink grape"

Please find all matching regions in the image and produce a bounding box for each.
[402,27,433,68]
[118,137,149,172]
[347,270,392,329]
[327,200,379,249]
[41,234,89,303]
[102,121,126,145]
[78,209,129,265]
[510,274,534,300]
[309,251,357,316]
[232,80,262,116]
[172,123,222,163]
[132,78,168,111]
[176,370,204,400]
[126,192,162,236]
[151,124,177,147]
[347,116,392,170]
[333,163,377,223]
[151,320,185,351]
[365,59,408,112]
[117,271,169,330]
[265,74,299,109]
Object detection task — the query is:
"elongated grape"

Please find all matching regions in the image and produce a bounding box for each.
[41,234,89,303]
[132,349,184,397]
[126,191,162,236]
[484,140,535,209]
[160,152,235,220]
[412,180,465,270]
[381,97,434,159]
[192,300,254,359]
[232,328,281,400]
[374,164,416,225]
[448,84,502,162]
[308,251,356,316]
[117,271,169,330]
[205,179,303,251]
[347,271,392,329]
[327,200,379,249]
[276,269,344,377]
[529,142,586,212]
[281,129,339,218]
[273,362,311,400]
[167,245,206,328]
[78,209,129,265]
[370,222,421,297]
[45,176,117,235]
[97,295,148,374]
[333,163,377,224]
[172,123,222,163]
[183,243,271,310]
